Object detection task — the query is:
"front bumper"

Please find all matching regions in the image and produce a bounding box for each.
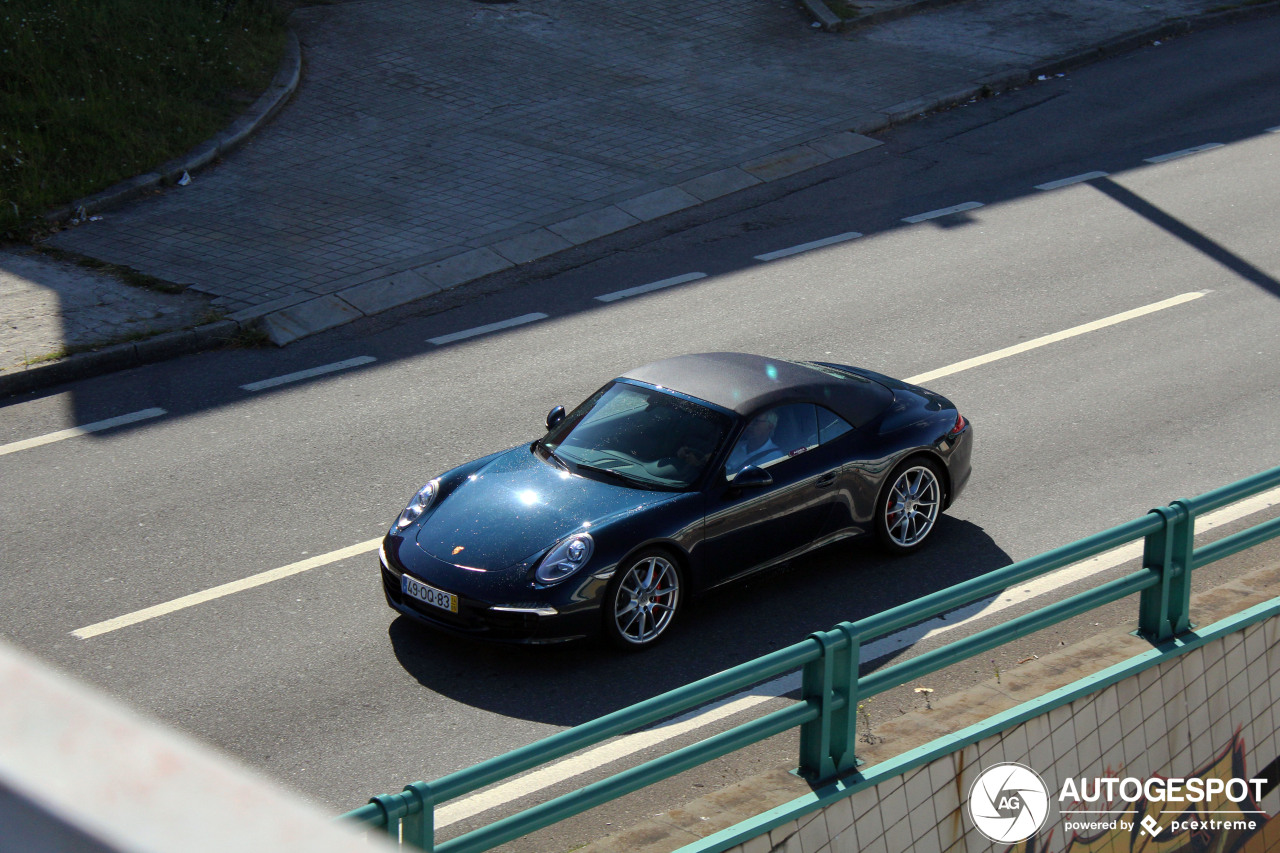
[379,538,600,644]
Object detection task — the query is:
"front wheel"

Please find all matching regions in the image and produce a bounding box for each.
[876,458,945,553]
[603,549,682,650]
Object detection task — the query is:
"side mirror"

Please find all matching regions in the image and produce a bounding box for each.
[730,465,773,488]
[546,406,566,431]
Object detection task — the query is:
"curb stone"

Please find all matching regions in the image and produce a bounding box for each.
[0,321,241,398]
[799,0,842,33]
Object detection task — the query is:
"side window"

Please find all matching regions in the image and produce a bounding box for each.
[817,406,853,444]
[726,404,819,476]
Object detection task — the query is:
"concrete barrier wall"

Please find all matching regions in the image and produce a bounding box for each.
[715,601,1280,853]
[0,639,390,853]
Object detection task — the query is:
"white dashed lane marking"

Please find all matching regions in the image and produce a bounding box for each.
[0,408,167,458]
[428,313,548,346]
[902,201,984,223]
[1035,171,1110,191]
[240,356,376,392]
[754,233,863,262]
[595,272,707,303]
[1144,143,1223,163]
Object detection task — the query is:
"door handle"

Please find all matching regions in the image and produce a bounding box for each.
[815,472,836,488]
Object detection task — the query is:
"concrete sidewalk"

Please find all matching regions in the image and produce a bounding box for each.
[4,0,1276,395]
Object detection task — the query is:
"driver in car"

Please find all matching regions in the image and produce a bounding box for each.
[725,409,780,475]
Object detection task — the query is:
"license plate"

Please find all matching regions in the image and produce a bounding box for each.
[401,575,458,613]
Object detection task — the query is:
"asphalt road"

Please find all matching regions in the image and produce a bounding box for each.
[2,13,1279,846]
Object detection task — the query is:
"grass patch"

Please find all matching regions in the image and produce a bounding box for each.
[0,0,288,239]
[824,0,863,19]
[19,347,71,367]
[228,322,272,348]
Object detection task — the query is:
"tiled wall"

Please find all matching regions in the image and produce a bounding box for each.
[724,611,1280,853]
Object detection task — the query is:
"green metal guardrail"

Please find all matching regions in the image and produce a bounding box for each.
[342,464,1280,852]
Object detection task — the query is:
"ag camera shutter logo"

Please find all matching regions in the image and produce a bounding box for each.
[968,762,1051,843]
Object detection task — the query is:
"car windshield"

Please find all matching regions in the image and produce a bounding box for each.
[541,381,733,489]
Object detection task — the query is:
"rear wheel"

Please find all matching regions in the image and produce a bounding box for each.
[603,549,682,650]
[876,458,945,553]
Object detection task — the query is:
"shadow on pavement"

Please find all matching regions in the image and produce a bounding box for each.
[1091,177,1280,298]
[387,517,1009,727]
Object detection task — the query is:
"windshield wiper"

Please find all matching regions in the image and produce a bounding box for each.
[534,439,570,472]
[574,462,650,488]
[574,463,683,492]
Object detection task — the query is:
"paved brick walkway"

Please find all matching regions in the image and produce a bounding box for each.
[0,249,211,371]
[50,0,923,311]
[3,0,1257,384]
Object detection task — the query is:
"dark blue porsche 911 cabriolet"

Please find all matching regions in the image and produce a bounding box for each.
[379,352,972,649]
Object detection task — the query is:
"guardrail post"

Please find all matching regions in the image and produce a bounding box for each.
[798,629,837,780]
[1138,500,1195,642]
[401,781,435,851]
[369,792,405,844]
[834,622,861,776]
[798,623,859,781]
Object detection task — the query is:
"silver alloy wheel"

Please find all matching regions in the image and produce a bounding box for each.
[884,465,942,547]
[612,554,680,645]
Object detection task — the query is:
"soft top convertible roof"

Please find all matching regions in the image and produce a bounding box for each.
[621,352,894,428]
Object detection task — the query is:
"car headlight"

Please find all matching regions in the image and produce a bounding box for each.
[393,479,439,532]
[535,533,594,585]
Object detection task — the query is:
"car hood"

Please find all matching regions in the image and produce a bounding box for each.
[415,446,679,571]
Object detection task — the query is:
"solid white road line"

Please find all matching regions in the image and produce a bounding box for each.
[902,202,984,223]
[71,291,1215,640]
[754,233,863,262]
[428,313,548,346]
[240,356,376,392]
[71,538,382,640]
[436,682,787,826]
[1144,143,1223,163]
[595,273,707,303]
[905,291,1207,386]
[1035,171,1110,191]
[437,484,1280,826]
[0,408,167,458]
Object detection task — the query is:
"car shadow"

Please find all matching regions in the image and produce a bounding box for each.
[388,516,1012,727]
